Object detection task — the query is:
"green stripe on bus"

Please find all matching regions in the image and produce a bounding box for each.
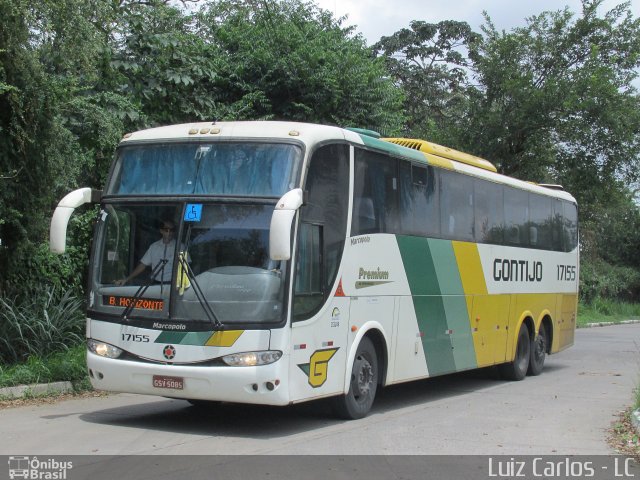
[397,236,455,375]
[181,331,216,346]
[155,331,188,344]
[429,239,477,371]
[396,236,477,375]
[396,235,441,296]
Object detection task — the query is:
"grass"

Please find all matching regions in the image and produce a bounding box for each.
[577,299,640,327]
[0,286,85,364]
[0,344,88,389]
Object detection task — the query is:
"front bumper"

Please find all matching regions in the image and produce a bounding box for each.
[87,351,290,405]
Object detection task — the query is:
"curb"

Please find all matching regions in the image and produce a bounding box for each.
[582,319,640,328]
[0,381,74,399]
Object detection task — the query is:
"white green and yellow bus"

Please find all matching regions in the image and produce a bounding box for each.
[50,121,578,419]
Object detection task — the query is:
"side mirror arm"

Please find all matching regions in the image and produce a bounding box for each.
[50,188,102,254]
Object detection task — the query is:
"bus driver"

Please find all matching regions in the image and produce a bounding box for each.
[115,219,177,285]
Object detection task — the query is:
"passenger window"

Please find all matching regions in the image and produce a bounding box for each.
[504,187,529,246]
[352,149,399,234]
[440,170,474,242]
[529,194,552,249]
[551,199,564,251]
[399,163,439,237]
[474,180,503,244]
[563,201,579,252]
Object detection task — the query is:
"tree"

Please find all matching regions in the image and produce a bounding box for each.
[0,0,130,295]
[196,0,405,133]
[373,20,480,141]
[462,0,640,208]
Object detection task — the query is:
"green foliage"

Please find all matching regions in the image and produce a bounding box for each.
[195,0,405,132]
[378,0,640,303]
[0,0,406,303]
[464,1,640,192]
[373,20,480,140]
[579,258,640,305]
[0,344,87,388]
[0,285,85,365]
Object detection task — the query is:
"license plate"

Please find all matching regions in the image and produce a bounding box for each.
[152,375,184,390]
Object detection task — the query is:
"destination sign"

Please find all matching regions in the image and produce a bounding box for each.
[103,295,164,311]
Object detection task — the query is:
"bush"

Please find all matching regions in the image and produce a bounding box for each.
[580,258,640,305]
[0,285,85,365]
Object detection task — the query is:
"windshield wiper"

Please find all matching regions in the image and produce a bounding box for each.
[120,259,167,322]
[177,254,223,329]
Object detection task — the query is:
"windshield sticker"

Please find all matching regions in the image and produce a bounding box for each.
[184,204,203,222]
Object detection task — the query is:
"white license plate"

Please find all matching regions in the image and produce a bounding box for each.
[152,375,184,390]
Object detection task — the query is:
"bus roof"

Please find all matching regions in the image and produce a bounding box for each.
[119,121,576,204]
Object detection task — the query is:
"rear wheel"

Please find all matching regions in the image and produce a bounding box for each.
[332,337,378,420]
[528,325,548,376]
[499,323,530,381]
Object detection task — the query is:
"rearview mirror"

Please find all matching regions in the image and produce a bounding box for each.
[269,188,304,261]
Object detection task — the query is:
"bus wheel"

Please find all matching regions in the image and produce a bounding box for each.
[332,337,378,420]
[187,399,220,408]
[528,325,547,376]
[499,323,530,381]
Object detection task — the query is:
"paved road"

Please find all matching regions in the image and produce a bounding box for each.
[1,324,638,456]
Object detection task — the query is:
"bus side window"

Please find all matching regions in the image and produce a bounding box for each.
[293,143,349,321]
[529,193,552,249]
[504,187,529,247]
[551,199,564,251]
[293,222,324,320]
[352,148,399,235]
[439,170,473,241]
[474,179,503,244]
[563,201,578,252]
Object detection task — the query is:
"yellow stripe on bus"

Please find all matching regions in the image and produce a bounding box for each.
[205,330,244,347]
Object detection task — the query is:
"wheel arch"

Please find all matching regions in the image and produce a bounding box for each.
[512,313,535,360]
[342,322,390,393]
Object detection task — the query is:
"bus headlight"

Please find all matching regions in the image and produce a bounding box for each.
[222,350,282,367]
[88,339,123,359]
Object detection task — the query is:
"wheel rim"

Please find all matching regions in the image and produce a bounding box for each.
[352,354,374,402]
[534,333,546,364]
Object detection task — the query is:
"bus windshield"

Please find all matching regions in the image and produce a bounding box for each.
[92,203,287,326]
[107,142,301,197]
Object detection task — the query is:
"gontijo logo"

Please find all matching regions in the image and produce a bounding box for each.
[8,456,73,479]
[298,348,339,388]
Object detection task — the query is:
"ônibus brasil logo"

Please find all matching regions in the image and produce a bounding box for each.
[8,456,73,479]
[163,345,176,360]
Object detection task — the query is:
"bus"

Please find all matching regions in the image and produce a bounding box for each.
[50,121,578,419]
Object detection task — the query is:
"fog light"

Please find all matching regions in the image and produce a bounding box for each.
[88,339,123,359]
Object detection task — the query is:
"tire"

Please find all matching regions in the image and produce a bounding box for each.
[186,399,220,408]
[499,323,530,381]
[527,325,548,376]
[332,337,378,420]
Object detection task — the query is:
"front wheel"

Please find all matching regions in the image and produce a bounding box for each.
[499,323,530,381]
[332,337,378,420]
